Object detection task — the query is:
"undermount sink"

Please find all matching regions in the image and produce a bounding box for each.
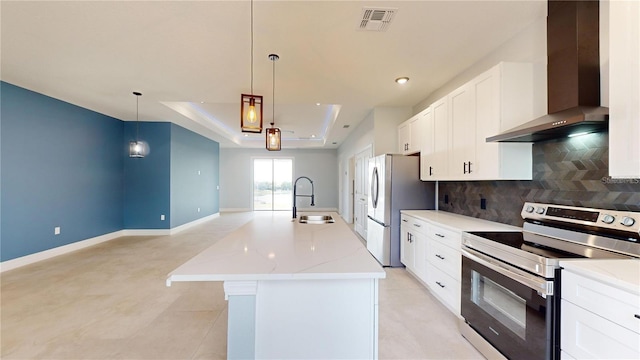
[298,215,335,224]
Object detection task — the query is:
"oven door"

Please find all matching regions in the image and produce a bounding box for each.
[461,247,558,360]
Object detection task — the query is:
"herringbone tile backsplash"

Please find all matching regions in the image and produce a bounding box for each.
[437,133,640,227]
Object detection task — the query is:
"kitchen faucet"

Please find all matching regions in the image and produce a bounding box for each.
[293,176,314,219]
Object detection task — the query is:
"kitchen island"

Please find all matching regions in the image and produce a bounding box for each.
[167,211,386,359]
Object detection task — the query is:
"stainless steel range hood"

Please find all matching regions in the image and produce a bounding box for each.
[487,0,608,143]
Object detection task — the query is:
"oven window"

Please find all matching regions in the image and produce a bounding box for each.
[471,270,526,340]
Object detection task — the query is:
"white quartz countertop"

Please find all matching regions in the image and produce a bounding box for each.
[401,210,521,233]
[560,259,640,295]
[166,212,385,285]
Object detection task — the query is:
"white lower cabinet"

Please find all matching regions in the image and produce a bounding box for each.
[561,269,640,359]
[400,214,427,281]
[400,213,462,315]
[425,223,462,315]
[425,262,460,314]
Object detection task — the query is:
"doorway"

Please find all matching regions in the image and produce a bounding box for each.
[253,158,293,211]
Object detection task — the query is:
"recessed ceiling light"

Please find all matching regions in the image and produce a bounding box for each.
[244,134,249,137]
[311,134,316,138]
[316,103,321,106]
[395,77,409,84]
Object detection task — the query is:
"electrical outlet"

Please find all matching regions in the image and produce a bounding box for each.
[54,226,61,235]
[197,207,200,212]
[217,185,220,190]
[197,170,201,175]
[481,198,487,210]
[160,214,165,221]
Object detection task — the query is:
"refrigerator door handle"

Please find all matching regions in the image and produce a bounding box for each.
[371,166,379,209]
[367,215,387,227]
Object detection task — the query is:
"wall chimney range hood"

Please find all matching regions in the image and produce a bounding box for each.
[487,0,608,143]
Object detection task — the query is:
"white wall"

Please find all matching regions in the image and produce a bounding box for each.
[413,7,611,115]
[372,107,412,156]
[335,107,411,220]
[220,148,339,212]
[413,16,548,115]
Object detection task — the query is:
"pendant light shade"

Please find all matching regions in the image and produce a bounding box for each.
[241,0,263,133]
[266,53,281,151]
[129,92,149,158]
[241,94,263,133]
[266,127,281,151]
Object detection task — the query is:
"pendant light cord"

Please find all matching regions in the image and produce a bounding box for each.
[135,93,140,141]
[271,55,275,127]
[250,0,254,94]
[133,91,142,142]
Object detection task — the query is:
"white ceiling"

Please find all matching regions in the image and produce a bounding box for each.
[1,0,546,149]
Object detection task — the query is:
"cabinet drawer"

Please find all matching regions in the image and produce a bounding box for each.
[426,238,461,281]
[562,270,640,334]
[401,215,428,235]
[427,225,460,249]
[426,262,460,315]
[561,299,640,359]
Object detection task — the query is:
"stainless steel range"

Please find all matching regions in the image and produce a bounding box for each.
[460,202,640,360]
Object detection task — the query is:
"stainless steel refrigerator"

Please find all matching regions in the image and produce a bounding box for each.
[367,154,435,266]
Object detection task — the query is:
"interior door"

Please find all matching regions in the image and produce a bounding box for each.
[354,146,371,239]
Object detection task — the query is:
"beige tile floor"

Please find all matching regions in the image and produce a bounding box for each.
[1,212,483,360]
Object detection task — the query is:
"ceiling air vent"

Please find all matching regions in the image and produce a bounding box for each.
[358,7,397,31]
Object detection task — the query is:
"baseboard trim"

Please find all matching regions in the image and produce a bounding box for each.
[296,207,338,212]
[220,208,338,213]
[0,213,221,273]
[220,208,252,212]
[168,213,219,235]
[0,230,125,273]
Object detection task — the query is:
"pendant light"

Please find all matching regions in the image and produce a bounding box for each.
[129,91,149,158]
[266,53,281,151]
[241,0,263,133]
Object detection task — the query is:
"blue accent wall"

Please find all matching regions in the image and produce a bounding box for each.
[1,82,124,261]
[123,122,171,229]
[1,82,220,262]
[170,124,220,228]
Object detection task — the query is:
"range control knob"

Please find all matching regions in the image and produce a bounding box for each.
[535,207,545,214]
[621,217,636,227]
[525,205,535,213]
[601,215,616,224]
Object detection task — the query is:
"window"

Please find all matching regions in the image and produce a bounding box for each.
[253,158,293,211]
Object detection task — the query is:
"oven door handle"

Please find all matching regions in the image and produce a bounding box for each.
[462,247,554,296]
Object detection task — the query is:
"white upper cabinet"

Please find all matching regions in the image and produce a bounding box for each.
[427,62,544,181]
[421,97,449,180]
[398,120,411,154]
[397,114,425,155]
[609,0,640,178]
[471,63,542,180]
[449,82,476,178]
[419,106,435,180]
